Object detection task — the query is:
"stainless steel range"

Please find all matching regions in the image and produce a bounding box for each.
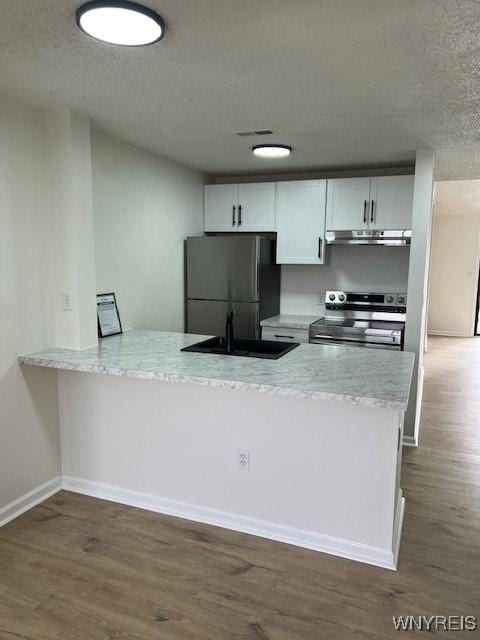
[309,291,407,350]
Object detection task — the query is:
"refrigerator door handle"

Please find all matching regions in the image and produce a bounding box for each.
[232,205,236,226]
[238,204,242,226]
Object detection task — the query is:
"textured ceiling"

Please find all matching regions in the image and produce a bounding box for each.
[1,0,480,178]
[435,180,480,215]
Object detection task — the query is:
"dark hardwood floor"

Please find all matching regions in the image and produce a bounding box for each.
[1,336,479,639]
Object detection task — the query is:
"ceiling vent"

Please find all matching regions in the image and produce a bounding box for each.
[236,129,273,137]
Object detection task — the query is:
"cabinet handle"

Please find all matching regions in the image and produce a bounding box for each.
[318,237,322,259]
[370,200,375,224]
[238,204,242,226]
[274,334,294,340]
[232,205,236,226]
[363,200,368,224]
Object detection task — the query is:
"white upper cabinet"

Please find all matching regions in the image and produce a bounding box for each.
[326,175,414,231]
[276,180,327,264]
[204,183,276,232]
[205,174,413,241]
[326,178,371,231]
[237,183,276,232]
[204,184,238,232]
[369,175,414,230]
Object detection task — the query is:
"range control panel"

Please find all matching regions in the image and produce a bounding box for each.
[325,291,407,307]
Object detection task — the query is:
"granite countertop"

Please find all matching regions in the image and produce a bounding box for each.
[260,314,323,330]
[19,330,414,410]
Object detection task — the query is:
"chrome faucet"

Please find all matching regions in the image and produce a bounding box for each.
[225,311,234,354]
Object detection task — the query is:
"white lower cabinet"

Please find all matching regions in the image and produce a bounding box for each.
[262,326,310,343]
[275,180,327,264]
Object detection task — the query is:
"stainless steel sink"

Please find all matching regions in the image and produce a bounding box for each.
[181,336,299,359]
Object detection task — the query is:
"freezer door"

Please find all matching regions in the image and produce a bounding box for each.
[187,300,259,339]
[186,236,259,302]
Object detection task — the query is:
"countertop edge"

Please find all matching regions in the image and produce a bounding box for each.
[260,314,323,330]
[260,322,313,330]
[19,355,408,411]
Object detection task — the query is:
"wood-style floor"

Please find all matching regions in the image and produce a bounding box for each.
[1,336,479,639]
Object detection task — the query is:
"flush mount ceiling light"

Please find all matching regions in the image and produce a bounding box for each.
[252,144,292,159]
[76,1,166,46]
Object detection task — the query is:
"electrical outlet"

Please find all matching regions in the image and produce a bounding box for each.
[236,448,250,471]
[62,292,73,311]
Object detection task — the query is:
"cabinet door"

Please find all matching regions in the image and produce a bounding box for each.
[204,184,238,232]
[275,180,327,264]
[370,175,414,230]
[326,178,371,231]
[237,182,276,232]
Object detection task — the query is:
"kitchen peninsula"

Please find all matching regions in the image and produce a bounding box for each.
[20,330,414,569]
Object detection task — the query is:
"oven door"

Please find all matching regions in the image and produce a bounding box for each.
[309,318,404,350]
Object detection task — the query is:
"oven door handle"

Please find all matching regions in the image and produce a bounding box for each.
[312,334,399,343]
[311,334,401,348]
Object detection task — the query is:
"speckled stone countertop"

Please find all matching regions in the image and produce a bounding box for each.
[260,314,323,330]
[19,330,414,410]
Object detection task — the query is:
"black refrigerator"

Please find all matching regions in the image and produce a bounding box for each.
[185,236,280,339]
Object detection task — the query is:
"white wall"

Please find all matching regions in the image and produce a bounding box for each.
[92,131,205,332]
[58,370,401,566]
[0,98,61,508]
[281,246,410,315]
[428,214,480,337]
[0,116,204,511]
[46,109,98,349]
[404,149,435,444]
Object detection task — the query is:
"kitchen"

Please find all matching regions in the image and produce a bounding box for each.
[188,174,412,352]
[3,1,473,638]
[17,142,420,571]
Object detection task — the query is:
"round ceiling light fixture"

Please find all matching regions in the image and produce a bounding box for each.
[76,1,166,46]
[252,144,292,159]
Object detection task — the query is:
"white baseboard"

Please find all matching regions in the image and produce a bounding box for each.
[428,330,472,337]
[392,491,405,570]
[63,475,398,570]
[402,435,418,447]
[0,476,62,528]
[412,363,425,446]
[0,474,402,570]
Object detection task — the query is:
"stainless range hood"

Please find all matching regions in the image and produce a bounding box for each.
[325,230,411,246]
